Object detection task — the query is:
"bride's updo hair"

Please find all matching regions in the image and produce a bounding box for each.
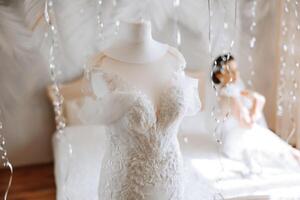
[211,53,234,84]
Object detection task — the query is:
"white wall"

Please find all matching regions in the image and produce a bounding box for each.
[0,0,280,166]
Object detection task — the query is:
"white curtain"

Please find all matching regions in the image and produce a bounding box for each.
[275,0,300,148]
[0,0,284,166]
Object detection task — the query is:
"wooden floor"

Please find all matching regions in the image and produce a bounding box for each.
[0,163,55,200]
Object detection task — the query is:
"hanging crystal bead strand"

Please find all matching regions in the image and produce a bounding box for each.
[208,1,225,199]
[112,0,120,35]
[286,0,299,143]
[82,0,105,93]
[277,0,290,119]
[211,0,238,164]
[247,0,257,87]
[208,0,213,58]
[220,0,237,53]
[173,0,182,48]
[44,1,72,199]
[221,0,238,138]
[210,1,237,198]
[0,109,13,200]
[231,0,238,50]
[45,0,66,134]
[96,0,104,42]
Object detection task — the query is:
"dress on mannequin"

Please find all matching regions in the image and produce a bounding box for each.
[77,21,216,200]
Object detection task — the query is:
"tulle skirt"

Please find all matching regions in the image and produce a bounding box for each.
[221,118,300,171]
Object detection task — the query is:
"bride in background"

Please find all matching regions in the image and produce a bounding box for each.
[211,53,300,174]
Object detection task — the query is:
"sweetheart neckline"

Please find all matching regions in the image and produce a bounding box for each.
[90,68,184,124]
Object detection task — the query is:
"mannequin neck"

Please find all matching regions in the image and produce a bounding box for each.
[103,20,168,64]
[118,21,153,44]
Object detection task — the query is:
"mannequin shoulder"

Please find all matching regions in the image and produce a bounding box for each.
[47,77,92,102]
[167,46,186,70]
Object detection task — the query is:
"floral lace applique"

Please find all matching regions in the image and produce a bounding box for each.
[86,64,199,200]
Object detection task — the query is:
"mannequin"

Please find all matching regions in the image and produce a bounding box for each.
[84,20,206,200]
[47,77,91,101]
[47,78,93,126]
[47,20,175,124]
[103,20,168,64]
[91,20,184,107]
[46,19,218,200]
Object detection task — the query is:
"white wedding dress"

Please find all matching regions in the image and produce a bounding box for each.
[77,49,217,200]
[219,80,300,172]
[52,67,300,199]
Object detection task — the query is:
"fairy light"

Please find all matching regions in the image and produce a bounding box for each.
[210,0,238,161]
[247,0,258,87]
[0,109,13,200]
[277,0,289,118]
[208,0,223,199]
[220,0,237,53]
[44,1,72,199]
[286,0,299,143]
[208,0,213,57]
[173,0,181,48]
[114,19,120,35]
[277,0,294,142]
[209,1,238,199]
[96,0,104,42]
[44,0,66,134]
[232,0,238,50]
[228,0,238,51]
[112,0,120,35]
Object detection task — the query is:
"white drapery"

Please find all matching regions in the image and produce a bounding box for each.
[0,0,285,166]
[275,0,300,148]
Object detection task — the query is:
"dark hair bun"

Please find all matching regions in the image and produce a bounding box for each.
[211,53,234,85]
[213,53,234,68]
[211,71,221,84]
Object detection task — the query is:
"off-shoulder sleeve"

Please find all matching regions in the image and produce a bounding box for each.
[78,71,136,125]
[77,71,111,125]
[219,81,243,97]
[169,46,201,116]
[183,73,202,116]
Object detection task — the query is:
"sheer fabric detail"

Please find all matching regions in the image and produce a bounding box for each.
[79,48,201,200]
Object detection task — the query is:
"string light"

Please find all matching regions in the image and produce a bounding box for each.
[208,0,223,191]
[113,0,120,35]
[208,1,222,199]
[44,0,66,135]
[276,0,299,144]
[286,0,299,143]
[96,0,107,44]
[209,1,238,157]
[173,0,181,48]
[219,0,237,53]
[208,0,213,58]
[277,1,289,118]
[247,0,258,88]
[0,109,13,200]
[114,20,120,35]
[96,0,104,42]
[209,1,238,199]
[44,1,72,199]
[232,0,238,49]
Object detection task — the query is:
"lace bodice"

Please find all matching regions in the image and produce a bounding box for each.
[79,48,201,200]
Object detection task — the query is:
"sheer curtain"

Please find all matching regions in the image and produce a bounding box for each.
[0,0,295,166]
[275,0,300,148]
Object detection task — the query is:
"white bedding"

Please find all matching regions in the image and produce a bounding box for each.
[53,117,300,200]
